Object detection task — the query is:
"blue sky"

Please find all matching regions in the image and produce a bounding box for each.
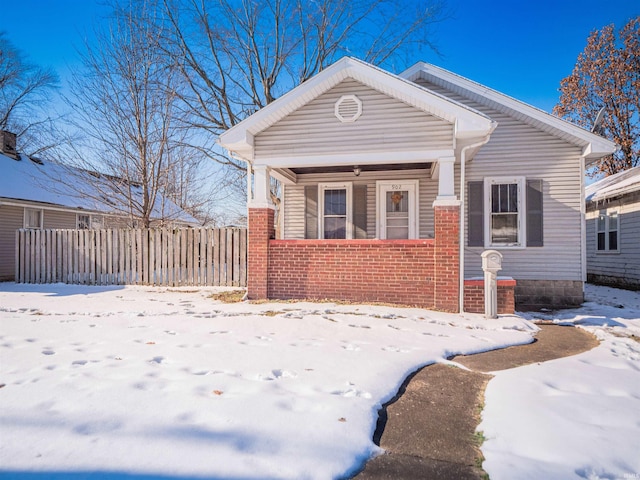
[1,0,638,113]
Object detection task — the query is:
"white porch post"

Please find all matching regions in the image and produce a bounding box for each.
[250,164,274,209]
[435,156,457,202]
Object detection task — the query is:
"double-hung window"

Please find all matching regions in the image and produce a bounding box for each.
[485,177,526,247]
[318,182,353,239]
[597,211,619,252]
[24,208,43,229]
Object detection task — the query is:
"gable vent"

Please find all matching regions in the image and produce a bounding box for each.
[334,95,362,123]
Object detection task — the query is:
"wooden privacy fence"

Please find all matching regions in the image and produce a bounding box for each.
[16,228,247,286]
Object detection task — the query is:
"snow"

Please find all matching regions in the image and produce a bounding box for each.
[585,165,640,202]
[479,284,640,480]
[1,283,639,479]
[0,152,198,224]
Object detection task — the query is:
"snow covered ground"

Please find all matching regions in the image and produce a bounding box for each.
[0,283,638,479]
[480,284,640,480]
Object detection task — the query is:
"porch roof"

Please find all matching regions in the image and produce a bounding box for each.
[218,57,495,162]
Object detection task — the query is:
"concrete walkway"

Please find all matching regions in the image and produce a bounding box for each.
[352,325,599,479]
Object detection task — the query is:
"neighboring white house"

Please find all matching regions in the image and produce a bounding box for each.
[0,132,199,281]
[586,166,640,290]
[219,57,616,312]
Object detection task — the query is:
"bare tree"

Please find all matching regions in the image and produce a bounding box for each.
[156,0,448,171]
[0,32,60,155]
[64,0,212,227]
[554,17,640,177]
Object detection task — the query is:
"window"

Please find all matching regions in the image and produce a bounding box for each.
[319,183,353,239]
[376,180,419,239]
[77,214,91,229]
[487,179,524,246]
[597,211,619,252]
[24,208,43,229]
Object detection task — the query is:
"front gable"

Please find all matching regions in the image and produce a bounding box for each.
[218,57,495,164]
[254,78,455,162]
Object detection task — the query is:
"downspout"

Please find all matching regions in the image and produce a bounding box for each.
[458,135,492,313]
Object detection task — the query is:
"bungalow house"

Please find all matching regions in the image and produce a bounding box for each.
[0,131,199,281]
[218,57,616,313]
[585,166,640,289]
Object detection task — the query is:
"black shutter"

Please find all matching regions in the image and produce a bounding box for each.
[353,185,367,239]
[467,181,484,246]
[305,185,318,239]
[526,179,543,247]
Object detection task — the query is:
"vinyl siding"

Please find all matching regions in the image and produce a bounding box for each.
[282,170,437,239]
[255,78,453,159]
[416,78,585,281]
[43,210,77,229]
[586,194,640,284]
[0,205,24,280]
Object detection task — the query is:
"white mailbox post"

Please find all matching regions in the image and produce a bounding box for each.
[481,250,503,319]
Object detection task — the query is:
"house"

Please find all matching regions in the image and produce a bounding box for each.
[585,166,640,290]
[0,131,199,281]
[218,57,616,313]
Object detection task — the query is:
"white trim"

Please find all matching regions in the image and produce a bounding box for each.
[254,149,455,169]
[376,180,419,239]
[318,182,353,239]
[483,176,527,249]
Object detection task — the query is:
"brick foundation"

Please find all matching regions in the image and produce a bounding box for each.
[464,278,516,314]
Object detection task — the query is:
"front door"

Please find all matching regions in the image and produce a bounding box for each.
[377,180,419,239]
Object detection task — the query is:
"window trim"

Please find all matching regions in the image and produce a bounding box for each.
[24,208,43,229]
[596,210,620,254]
[318,182,353,239]
[483,176,526,249]
[376,180,419,239]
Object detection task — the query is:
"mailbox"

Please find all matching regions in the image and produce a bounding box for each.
[481,250,503,319]
[481,250,503,273]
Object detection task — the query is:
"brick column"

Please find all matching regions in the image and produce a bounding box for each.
[433,204,460,312]
[247,207,274,300]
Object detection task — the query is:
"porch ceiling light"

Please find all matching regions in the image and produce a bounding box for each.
[353,166,362,176]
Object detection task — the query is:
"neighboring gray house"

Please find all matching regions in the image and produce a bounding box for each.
[219,57,616,311]
[0,132,199,281]
[586,166,640,289]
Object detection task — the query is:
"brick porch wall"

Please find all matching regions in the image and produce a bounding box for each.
[464,279,516,314]
[433,205,460,312]
[267,239,436,307]
[247,208,275,300]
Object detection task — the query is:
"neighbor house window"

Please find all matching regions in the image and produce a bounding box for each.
[318,182,352,239]
[483,177,527,247]
[77,214,91,229]
[597,211,619,252]
[24,208,43,229]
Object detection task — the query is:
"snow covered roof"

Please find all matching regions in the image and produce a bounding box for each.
[0,151,199,225]
[585,166,640,203]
